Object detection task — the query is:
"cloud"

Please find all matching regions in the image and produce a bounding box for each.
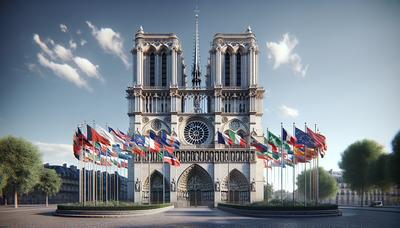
[60,24,68,33]
[34,142,77,167]
[37,53,90,90]
[33,34,54,59]
[73,56,101,79]
[278,105,299,118]
[80,39,87,46]
[54,44,73,61]
[69,40,77,50]
[86,21,129,67]
[267,33,308,77]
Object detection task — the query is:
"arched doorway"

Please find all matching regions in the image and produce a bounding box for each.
[221,169,249,204]
[177,164,214,207]
[143,170,170,204]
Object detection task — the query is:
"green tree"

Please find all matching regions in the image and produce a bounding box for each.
[367,154,391,193]
[338,139,385,206]
[297,167,338,201]
[388,130,400,185]
[264,183,273,202]
[36,168,62,207]
[0,136,42,208]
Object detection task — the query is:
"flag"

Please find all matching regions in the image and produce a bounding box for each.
[228,130,247,147]
[132,133,146,147]
[306,127,327,151]
[217,131,233,146]
[160,131,181,149]
[108,127,129,150]
[73,133,82,160]
[132,143,146,157]
[87,125,111,146]
[295,127,316,148]
[267,130,282,147]
[145,136,161,153]
[282,128,297,145]
[160,151,181,167]
[250,137,269,153]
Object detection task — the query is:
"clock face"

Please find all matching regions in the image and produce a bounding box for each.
[184,120,210,145]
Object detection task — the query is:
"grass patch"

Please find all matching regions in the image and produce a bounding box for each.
[218,202,338,211]
[57,201,172,211]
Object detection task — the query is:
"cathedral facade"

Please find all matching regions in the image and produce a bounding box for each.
[126,15,265,207]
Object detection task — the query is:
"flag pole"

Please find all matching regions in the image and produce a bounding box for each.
[315,124,319,205]
[292,122,295,206]
[280,122,283,206]
[148,136,151,205]
[304,122,307,207]
[92,120,97,205]
[163,149,165,204]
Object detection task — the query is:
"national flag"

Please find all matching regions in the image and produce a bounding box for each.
[132,133,146,147]
[87,125,111,146]
[145,136,161,153]
[160,151,181,167]
[282,128,297,145]
[73,133,82,160]
[160,131,181,149]
[306,127,327,151]
[250,137,269,153]
[132,143,146,157]
[108,127,129,150]
[97,126,116,145]
[228,130,247,147]
[267,130,282,147]
[217,131,233,146]
[295,127,316,148]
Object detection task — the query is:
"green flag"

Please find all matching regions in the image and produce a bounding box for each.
[267,130,282,147]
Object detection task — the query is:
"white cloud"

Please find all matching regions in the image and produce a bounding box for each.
[69,40,77,50]
[76,30,82,35]
[33,34,54,59]
[266,33,308,77]
[278,105,299,118]
[86,21,129,67]
[53,44,73,61]
[80,39,87,46]
[34,142,77,167]
[60,24,68,33]
[37,53,90,90]
[73,56,101,79]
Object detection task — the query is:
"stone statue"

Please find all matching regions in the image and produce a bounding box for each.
[215,178,220,192]
[135,178,141,192]
[251,178,256,192]
[171,178,176,192]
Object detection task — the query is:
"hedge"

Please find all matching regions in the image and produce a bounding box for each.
[57,203,173,211]
[218,203,338,211]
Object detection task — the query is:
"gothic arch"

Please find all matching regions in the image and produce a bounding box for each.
[158,45,169,55]
[142,118,170,135]
[177,164,214,207]
[145,45,157,54]
[223,118,249,136]
[221,169,250,204]
[142,170,170,204]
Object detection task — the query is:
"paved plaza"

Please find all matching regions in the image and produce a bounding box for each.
[0,205,399,228]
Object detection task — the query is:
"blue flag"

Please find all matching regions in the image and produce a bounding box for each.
[295,127,316,148]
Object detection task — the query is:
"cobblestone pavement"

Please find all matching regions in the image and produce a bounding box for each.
[0,205,399,228]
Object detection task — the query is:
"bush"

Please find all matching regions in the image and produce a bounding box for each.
[218,202,338,211]
[57,202,172,211]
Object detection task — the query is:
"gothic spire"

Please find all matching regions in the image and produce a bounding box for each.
[191,5,201,88]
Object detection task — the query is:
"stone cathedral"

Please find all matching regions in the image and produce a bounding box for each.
[126,13,265,207]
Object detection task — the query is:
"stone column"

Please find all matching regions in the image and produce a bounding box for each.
[171,48,177,86]
[136,48,143,85]
[216,48,222,86]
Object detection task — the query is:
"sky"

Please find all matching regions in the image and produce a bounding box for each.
[0,0,399,175]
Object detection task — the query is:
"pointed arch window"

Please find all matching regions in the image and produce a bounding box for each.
[149,53,155,86]
[224,52,230,86]
[161,53,167,86]
[236,53,241,86]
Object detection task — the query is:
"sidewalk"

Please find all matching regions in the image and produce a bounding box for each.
[339,206,400,213]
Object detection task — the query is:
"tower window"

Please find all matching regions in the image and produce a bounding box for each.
[224,53,230,86]
[236,53,241,86]
[161,53,167,86]
[150,53,155,86]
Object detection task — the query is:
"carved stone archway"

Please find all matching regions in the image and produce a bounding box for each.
[143,170,170,204]
[221,169,250,204]
[177,164,214,207]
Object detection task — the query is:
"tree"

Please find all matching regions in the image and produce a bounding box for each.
[338,139,385,206]
[367,154,391,193]
[264,183,273,202]
[388,130,400,185]
[297,167,338,201]
[36,168,61,207]
[0,136,42,208]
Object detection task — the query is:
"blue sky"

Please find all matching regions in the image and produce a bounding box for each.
[0,0,399,173]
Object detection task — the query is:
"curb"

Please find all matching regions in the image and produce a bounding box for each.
[218,206,342,218]
[339,207,400,214]
[54,205,174,218]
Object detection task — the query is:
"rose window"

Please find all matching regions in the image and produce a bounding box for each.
[184,121,210,145]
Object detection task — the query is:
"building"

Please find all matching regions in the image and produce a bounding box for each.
[126,12,265,207]
[323,170,400,206]
[2,163,127,205]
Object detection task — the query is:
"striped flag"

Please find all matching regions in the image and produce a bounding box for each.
[228,130,247,148]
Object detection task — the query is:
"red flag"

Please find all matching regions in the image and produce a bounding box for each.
[87,125,110,146]
[306,128,327,151]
